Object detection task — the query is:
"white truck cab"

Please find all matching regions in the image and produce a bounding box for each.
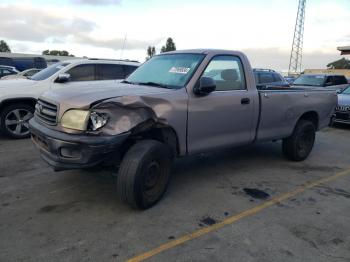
[0,59,139,138]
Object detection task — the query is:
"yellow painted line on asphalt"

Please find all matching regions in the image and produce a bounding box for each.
[127,168,350,262]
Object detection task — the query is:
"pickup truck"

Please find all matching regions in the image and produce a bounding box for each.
[29,49,337,209]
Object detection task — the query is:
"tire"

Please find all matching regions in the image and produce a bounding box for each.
[117,140,172,210]
[282,120,316,161]
[0,103,34,139]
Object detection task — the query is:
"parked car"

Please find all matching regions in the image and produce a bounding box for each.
[29,49,337,209]
[293,74,349,92]
[253,68,289,88]
[332,86,350,125]
[0,57,47,71]
[284,76,296,84]
[0,65,19,78]
[0,59,139,138]
[1,68,42,80]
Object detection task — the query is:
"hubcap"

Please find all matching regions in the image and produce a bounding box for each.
[5,109,33,136]
[144,161,161,190]
[297,129,314,156]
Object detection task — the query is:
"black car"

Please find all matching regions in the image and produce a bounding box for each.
[0,65,19,78]
[253,68,289,88]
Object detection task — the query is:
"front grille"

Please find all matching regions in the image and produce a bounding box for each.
[35,99,58,125]
[336,105,350,112]
[335,112,350,121]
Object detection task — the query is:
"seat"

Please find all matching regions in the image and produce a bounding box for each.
[217,69,242,91]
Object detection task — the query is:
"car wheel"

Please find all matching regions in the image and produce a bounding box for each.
[0,103,34,139]
[117,140,172,209]
[282,120,316,161]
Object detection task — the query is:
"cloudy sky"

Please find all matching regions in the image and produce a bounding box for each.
[1,0,349,71]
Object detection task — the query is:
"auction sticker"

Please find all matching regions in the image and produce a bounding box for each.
[169,67,191,74]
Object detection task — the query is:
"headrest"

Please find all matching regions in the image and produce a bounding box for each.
[221,69,238,81]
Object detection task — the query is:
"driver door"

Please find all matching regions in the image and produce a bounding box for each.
[187,55,256,154]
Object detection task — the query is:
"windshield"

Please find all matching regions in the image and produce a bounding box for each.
[293,75,325,86]
[342,86,350,94]
[30,62,70,81]
[126,53,205,88]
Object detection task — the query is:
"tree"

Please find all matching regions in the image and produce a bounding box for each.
[327,58,350,69]
[160,38,176,53]
[42,50,74,57]
[146,46,156,60]
[0,40,11,53]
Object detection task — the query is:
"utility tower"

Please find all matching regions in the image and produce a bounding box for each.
[288,0,306,75]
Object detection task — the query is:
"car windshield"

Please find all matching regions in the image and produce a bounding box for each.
[126,53,205,89]
[342,86,350,94]
[30,62,70,81]
[293,75,325,86]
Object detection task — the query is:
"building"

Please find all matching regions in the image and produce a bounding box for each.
[337,46,350,55]
[0,52,82,65]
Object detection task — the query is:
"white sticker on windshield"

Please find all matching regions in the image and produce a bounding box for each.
[315,76,324,78]
[169,67,191,74]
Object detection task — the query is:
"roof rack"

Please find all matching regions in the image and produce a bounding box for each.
[87,58,139,63]
[253,68,276,72]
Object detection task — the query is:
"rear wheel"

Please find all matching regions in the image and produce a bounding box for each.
[0,103,34,139]
[117,140,172,209]
[282,120,316,161]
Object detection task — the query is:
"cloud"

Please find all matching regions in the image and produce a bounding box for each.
[72,0,122,5]
[0,5,96,43]
[74,33,162,50]
[243,47,343,72]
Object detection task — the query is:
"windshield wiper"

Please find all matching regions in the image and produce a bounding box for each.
[137,82,170,89]
[121,80,135,84]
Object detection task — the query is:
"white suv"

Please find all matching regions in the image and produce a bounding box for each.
[0,59,139,138]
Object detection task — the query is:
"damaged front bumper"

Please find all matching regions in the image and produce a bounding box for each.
[29,118,130,171]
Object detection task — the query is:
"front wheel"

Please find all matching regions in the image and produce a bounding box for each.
[0,103,34,139]
[282,120,316,161]
[117,140,172,209]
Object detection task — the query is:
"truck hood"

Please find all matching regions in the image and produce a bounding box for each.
[338,94,350,106]
[42,82,175,108]
[0,79,38,89]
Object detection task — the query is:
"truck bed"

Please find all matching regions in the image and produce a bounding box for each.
[255,87,337,142]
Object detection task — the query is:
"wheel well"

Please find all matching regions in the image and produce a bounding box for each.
[0,98,37,112]
[299,111,319,129]
[128,126,180,157]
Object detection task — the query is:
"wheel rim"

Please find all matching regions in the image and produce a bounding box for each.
[5,109,33,136]
[297,128,314,156]
[143,159,167,200]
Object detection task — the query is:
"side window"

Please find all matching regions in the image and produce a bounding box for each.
[67,64,95,81]
[272,73,283,82]
[259,73,274,84]
[96,64,124,80]
[202,55,246,91]
[325,76,334,85]
[334,76,347,85]
[123,65,138,78]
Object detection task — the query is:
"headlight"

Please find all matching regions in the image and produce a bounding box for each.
[89,112,109,131]
[61,110,90,131]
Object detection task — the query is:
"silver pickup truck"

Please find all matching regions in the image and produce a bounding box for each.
[29,49,337,209]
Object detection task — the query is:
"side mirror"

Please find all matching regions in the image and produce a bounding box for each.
[56,73,70,83]
[325,81,333,86]
[194,77,216,95]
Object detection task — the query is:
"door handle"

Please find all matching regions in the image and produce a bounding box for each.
[241,98,250,105]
